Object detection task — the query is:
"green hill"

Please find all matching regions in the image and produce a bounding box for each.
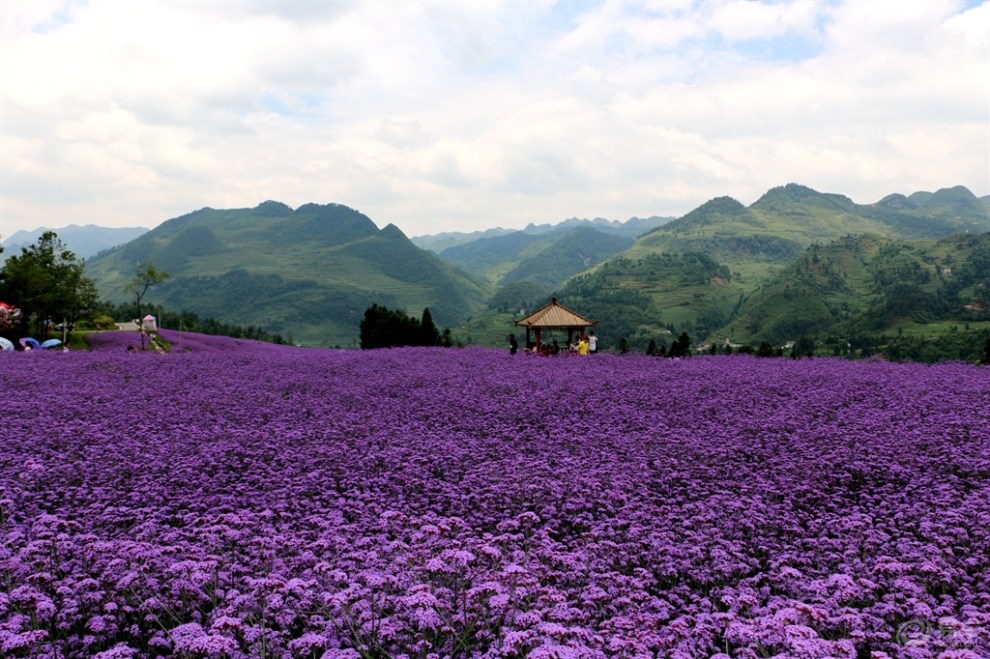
[545,184,988,353]
[85,202,487,346]
[440,225,635,291]
[412,215,671,254]
[499,226,635,290]
[82,184,988,355]
[725,232,990,352]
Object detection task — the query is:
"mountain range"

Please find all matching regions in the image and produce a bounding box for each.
[546,184,989,351]
[83,202,485,346]
[67,184,990,351]
[1,224,148,263]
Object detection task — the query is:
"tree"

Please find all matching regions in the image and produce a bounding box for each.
[126,260,169,322]
[618,337,630,354]
[645,339,657,356]
[0,232,98,337]
[756,340,776,358]
[668,332,691,358]
[360,304,420,349]
[791,335,816,359]
[124,260,169,351]
[418,307,441,346]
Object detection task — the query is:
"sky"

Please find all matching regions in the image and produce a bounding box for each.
[1,0,988,241]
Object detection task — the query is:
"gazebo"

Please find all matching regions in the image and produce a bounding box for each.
[513,298,598,352]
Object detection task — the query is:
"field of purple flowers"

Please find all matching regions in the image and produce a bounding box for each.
[2,332,989,658]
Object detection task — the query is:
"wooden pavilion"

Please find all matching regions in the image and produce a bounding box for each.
[513,298,598,352]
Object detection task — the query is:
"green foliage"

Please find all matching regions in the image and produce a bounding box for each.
[756,340,776,358]
[489,281,550,313]
[125,260,169,321]
[154,225,224,273]
[667,332,691,358]
[731,233,990,353]
[360,304,447,349]
[557,251,735,351]
[0,231,98,336]
[419,307,442,347]
[83,202,487,347]
[880,328,990,364]
[791,335,816,358]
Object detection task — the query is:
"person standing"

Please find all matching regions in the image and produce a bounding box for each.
[578,334,589,356]
[588,331,598,355]
[509,333,519,355]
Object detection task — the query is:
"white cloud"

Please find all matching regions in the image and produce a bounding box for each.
[1,0,987,241]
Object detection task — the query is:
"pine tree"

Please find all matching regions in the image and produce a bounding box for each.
[419,307,441,346]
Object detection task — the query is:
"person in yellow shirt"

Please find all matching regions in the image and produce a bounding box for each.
[578,335,589,355]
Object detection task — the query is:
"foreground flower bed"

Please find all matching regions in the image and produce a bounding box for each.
[2,337,989,658]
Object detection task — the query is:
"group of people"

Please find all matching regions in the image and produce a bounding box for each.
[508,332,597,356]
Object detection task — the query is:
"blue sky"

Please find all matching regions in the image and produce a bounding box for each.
[1,0,987,239]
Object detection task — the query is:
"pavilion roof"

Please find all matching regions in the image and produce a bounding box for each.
[514,298,598,329]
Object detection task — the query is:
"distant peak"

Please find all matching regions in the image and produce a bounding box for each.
[752,183,853,211]
[695,196,747,214]
[255,200,293,215]
[876,193,915,209]
[929,185,978,201]
[755,183,821,202]
[380,223,407,239]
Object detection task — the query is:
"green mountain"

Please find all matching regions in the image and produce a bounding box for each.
[411,215,672,254]
[1,224,148,263]
[441,225,635,292]
[85,201,486,346]
[410,227,516,254]
[727,232,990,344]
[549,184,989,353]
[81,184,988,355]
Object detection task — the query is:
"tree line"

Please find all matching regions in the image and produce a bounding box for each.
[359,304,453,349]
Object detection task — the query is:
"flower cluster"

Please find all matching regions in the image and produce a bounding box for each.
[2,335,988,658]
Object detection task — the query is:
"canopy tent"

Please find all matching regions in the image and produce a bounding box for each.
[513,298,598,352]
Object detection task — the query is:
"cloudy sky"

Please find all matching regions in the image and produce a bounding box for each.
[1,0,988,240]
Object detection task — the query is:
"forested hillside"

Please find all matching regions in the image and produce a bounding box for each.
[79,184,988,356]
[505,184,989,357]
[85,202,486,346]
